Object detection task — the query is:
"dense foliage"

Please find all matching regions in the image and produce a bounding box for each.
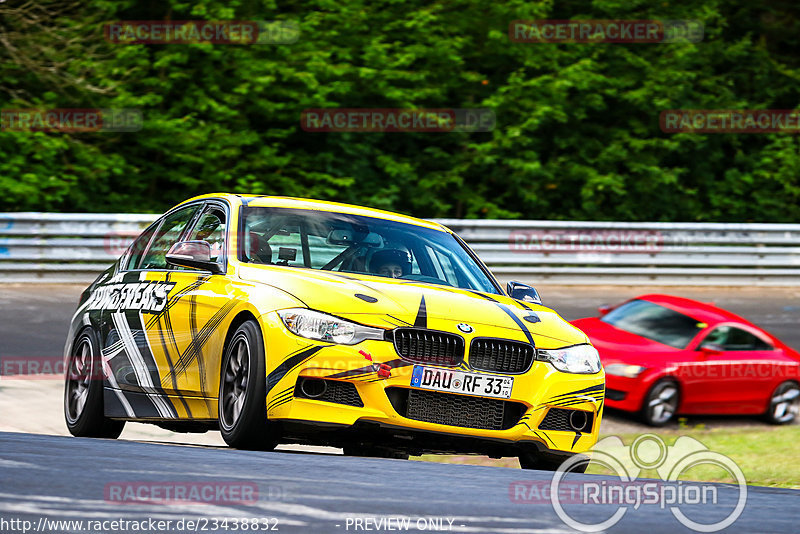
[2,0,800,221]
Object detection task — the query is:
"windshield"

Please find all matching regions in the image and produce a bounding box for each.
[601,299,705,349]
[239,207,500,294]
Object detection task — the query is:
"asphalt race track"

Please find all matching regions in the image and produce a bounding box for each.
[0,431,798,534]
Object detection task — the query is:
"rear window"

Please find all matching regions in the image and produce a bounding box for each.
[601,299,705,349]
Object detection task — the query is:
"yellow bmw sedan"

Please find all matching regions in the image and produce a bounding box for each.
[64,194,604,470]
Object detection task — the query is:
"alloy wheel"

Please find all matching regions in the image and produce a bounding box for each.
[65,336,93,423]
[770,382,800,424]
[647,383,678,425]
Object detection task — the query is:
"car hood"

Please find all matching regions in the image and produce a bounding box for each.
[239,264,586,347]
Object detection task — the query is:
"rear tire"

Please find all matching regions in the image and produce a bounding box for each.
[218,320,278,450]
[765,381,800,425]
[64,328,125,438]
[641,379,679,427]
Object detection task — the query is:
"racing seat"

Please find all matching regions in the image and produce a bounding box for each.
[248,232,273,264]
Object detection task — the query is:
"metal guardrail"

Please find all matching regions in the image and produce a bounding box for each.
[1,213,800,285]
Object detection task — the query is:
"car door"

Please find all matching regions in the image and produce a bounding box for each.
[140,201,238,419]
[98,203,201,420]
[687,325,779,413]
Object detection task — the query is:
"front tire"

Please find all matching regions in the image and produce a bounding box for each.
[765,381,800,425]
[641,379,679,427]
[218,320,278,450]
[64,329,125,438]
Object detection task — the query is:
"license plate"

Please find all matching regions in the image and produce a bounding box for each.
[410,365,513,399]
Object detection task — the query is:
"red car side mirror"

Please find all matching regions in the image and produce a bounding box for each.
[700,344,723,356]
[598,305,611,317]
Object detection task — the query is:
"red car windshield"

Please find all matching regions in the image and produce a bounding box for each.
[601,299,705,349]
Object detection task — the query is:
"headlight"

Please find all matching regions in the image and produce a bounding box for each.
[605,363,647,378]
[277,308,385,345]
[537,344,601,374]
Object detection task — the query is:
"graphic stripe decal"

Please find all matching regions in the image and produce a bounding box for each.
[111,311,175,418]
[145,276,208,330]
[413,296,427,328]
[142,310,191,417]
[266,346,323,394]
[102,372,135,418]
[173,298,237,379]
[153,311,192,416]
[267,386,295,410]
[326,358,413,379]
[468,290,498,302]
[269,396,295,410]
[548,397,603,409]
[534,430,557,448]
[387,315,411,326]
[548,384,605,400]
[495,303,535,345]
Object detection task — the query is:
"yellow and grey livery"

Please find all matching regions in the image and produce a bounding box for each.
[64,193,604,470]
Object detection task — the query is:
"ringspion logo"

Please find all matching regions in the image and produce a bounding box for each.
[511,434,747,532]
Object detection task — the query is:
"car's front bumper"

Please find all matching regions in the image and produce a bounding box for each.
[260,312,605,456]
[603,374,653,413]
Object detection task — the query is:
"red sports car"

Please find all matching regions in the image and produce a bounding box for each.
[572,294,800,426]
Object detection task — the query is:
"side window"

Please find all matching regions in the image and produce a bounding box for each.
[701,326,729,348]
[701,326,772,351]
[124,224,158,271]
[725,327,772,351]
[138,205,200,270]
[187,208,226,262]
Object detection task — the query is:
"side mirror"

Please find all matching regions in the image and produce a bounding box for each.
[699,343,724,356]
[598,305,612,317]
[166,241,223,274]
[507,281,542,305]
